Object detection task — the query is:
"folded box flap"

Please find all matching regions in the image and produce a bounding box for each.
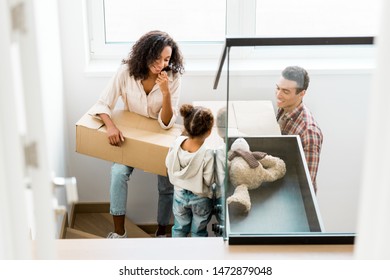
[76,113,104,130]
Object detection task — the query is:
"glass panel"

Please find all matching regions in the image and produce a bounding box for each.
[217,38,374,243]
[103,0,226,43]
[193,100,228,239]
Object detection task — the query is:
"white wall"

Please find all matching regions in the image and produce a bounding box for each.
[1,0,66,258]
[59,0,372,232]
[355,0,390,259]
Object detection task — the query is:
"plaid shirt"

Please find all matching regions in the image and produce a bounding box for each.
[276,102,323,192]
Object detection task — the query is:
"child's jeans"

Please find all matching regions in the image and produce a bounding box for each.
[172,189,212,237]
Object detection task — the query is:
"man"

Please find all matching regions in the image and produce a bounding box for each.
[275,66,323,192]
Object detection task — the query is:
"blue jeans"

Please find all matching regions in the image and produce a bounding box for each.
[109,163,173,226]
[172,189,213,237]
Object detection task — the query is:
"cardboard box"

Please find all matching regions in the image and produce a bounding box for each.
[230,100,281,136]
[193,100,281,148]
[76,110,183,176]
[193,100,281,137]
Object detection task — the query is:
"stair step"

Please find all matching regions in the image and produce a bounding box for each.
[73,212,150,238]
[68,202,150,238]
[65,227,103,239]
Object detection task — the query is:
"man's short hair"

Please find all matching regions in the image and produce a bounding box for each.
[282,66,310,93]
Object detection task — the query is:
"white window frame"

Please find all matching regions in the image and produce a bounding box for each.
[85,0,230,61]
[83,0,376,75]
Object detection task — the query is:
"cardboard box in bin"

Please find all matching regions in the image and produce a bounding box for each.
[76,110,183,176]
[193,100,281,141]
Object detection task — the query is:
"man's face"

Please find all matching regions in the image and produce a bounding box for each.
[275,77,305,112]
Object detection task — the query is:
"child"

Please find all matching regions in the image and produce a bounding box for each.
[165,104,215,237]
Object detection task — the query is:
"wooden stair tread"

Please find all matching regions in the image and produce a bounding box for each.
[66,202,151,238]
[72,212,150,238]
[65,227,103,239]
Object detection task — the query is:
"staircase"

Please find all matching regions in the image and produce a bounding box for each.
[59,202,155,239]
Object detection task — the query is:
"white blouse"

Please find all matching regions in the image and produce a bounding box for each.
[88,64,181,129]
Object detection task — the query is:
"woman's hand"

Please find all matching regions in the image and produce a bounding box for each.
[99,113,124,146]
[106,125,124,146]
[156,71,169,96]
[155,71,173,125]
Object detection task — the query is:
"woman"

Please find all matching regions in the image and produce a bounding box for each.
[88,30,185,238]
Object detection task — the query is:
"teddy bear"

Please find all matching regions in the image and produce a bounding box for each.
[227,137,287,214]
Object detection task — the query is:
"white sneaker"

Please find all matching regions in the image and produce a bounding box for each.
[107,231,127,239]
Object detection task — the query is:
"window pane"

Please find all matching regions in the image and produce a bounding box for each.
[104,0,226,43]
[256,0,381,37]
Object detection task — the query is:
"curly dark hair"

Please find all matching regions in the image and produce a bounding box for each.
[122,30,184,80]
[180,104,214,138]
